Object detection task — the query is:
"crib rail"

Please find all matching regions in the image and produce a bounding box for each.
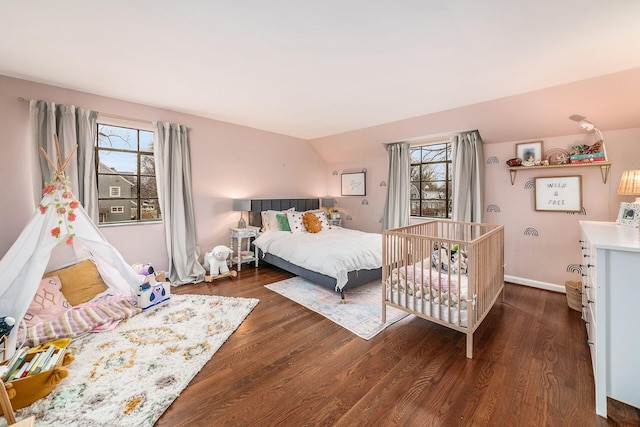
[382,220,504,358]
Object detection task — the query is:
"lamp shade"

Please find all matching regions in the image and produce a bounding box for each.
[617,170,640,196]
[321,198,335,208]
[233,199,251,212]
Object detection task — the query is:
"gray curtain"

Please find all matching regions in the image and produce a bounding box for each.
[451,130,484,223]
[30,100,99,223]
[383,142,411,230]
[154,121,206,285]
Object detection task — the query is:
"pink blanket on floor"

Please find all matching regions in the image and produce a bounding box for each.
[18,296,141,347]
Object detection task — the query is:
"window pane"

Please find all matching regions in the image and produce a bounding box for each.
[98,199,136,223]
[410,148,422,164]
[410,165,421,181]
[140,131,154,152]
[140,199,161,220]
[98,151,137,174]
[140,176,157,198]
[421,143,448,162]
[140,155,155,176]
[410,183,420,199]
[410,200,421,216]
[98,175,136,198]
[98,125,138,150]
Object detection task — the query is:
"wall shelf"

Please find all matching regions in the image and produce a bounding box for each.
[508,162,611,185]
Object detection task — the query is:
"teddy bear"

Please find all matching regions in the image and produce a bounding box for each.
[203,245,232,276]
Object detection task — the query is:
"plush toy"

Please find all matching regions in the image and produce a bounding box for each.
[137,274,170,310]
[0,316,15,337]
[131,263,155,276]
[204,245,232,276]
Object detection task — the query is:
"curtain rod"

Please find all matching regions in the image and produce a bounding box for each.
[17,96,153,126]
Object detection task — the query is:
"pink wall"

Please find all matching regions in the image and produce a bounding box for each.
[0,76,328,272]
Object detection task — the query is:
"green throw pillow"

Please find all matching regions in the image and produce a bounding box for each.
[276,213,291,231]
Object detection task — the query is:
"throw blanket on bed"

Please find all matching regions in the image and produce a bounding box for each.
[253,228,382,290]
[18,296,141,347]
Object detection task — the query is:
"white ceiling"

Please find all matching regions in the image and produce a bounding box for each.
[2,1,640,140]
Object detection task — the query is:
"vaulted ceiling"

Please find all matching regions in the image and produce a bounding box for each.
[2,1,640,140]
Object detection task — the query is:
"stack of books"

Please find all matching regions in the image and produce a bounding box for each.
[569,152,607,164]
[0,345,66,382]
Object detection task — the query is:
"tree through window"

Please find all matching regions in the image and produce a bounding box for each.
[410,141,452,218]
[96,124,161,224]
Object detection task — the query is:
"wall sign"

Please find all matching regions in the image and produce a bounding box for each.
[534,175,582,212]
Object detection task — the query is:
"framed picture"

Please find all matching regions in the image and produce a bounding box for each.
[616,202,640,227]
[341,172,366,196]
[516,141,544,164]
[534,175,582,212]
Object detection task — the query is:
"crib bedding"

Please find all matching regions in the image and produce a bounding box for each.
[253,227,382,290]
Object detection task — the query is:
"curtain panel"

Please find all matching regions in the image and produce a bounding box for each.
[451,130,484,223]
[383,142,411,230]
[154,122,206,285]
[30,100,98,223]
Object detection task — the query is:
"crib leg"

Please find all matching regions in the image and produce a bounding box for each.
[466,332,473,359]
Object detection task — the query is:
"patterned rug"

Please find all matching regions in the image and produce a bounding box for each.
[5,294,258,427]
[265,277,409,340]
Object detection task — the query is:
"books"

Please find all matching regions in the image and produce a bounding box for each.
[2,345,64,382]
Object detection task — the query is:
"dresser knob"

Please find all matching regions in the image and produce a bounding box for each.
[587,264,595,268]
[588,299,594,304]
[583,254,590,258]
[587,340,595,346]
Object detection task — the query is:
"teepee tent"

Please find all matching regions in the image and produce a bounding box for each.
[0,140,143,357]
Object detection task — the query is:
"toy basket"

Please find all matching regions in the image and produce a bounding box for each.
[564,280,582,312]
[0,339,73,414]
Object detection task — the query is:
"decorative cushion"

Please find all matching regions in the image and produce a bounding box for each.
[43,259,107,306]
[302,212,322,233]
[262,208,295,231]
[276,213,291,231]
[312,211,330,229]
[24,276,71,327]
[286,211,306,233]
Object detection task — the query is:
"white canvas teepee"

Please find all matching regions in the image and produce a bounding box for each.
[0,139,143,357]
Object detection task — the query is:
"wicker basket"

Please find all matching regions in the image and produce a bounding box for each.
[565,280,582,312]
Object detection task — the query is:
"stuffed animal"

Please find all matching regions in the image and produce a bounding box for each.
[0,316,15,338]
[203,245,232,276]
[131,263,155,276]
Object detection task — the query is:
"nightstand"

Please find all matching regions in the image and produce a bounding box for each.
[328,218,342,227]
[229,226,259,271]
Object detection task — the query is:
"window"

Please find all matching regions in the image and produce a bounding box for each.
[410,140,452,218]
[96,124,161,224]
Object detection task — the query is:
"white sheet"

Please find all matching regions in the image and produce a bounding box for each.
[253,228,382,290]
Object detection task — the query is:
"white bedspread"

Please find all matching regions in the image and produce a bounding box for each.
[253,228,382,290]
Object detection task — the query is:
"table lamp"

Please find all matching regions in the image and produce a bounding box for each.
[617,170,640,203]
[233,199,251,228]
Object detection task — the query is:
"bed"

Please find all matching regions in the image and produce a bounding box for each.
[382,220,504,358]
[249,199,382,299]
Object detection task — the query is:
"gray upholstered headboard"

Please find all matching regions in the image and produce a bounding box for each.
[249,199,320,229]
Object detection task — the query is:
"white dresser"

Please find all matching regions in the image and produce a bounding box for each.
[579,221,640,417]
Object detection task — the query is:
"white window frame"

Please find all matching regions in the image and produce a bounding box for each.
[111,206,124,214]
[109,186,121,198]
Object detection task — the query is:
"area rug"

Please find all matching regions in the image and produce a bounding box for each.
[265,277,409,340]
[5,294,258,427]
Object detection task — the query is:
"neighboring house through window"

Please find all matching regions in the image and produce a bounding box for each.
[410,138,452,219]
[96,123,161,224]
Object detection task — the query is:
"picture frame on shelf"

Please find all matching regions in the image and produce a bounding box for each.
[616,202,640,227]
[516,141,544,164]
[534,175,582,212]
[341,172,366,196]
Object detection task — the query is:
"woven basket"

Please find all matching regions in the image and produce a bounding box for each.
[565,280,582,312]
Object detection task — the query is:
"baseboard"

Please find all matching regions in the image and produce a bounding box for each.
[504,275,565,293]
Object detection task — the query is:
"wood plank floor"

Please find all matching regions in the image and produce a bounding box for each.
[157,263,640,426]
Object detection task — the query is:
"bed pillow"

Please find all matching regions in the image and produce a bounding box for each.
[276,213,291,231]
[312,211,331,230]
[24,276,71,327]
[302,212,322,233]
[286,211,307,233]
[43,259,107,305]
[262,208,295,231]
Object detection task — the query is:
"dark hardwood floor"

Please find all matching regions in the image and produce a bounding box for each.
[158,263,640,426]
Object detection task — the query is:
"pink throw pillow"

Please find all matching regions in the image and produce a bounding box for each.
[23,276,71,327]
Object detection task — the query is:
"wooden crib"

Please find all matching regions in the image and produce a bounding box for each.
[382,220,504,358]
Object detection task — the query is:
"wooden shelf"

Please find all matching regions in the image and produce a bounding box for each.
[508,162,611,185]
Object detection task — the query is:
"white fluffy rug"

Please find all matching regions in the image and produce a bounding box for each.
[5,294,258,427]
[265,277,409,340]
